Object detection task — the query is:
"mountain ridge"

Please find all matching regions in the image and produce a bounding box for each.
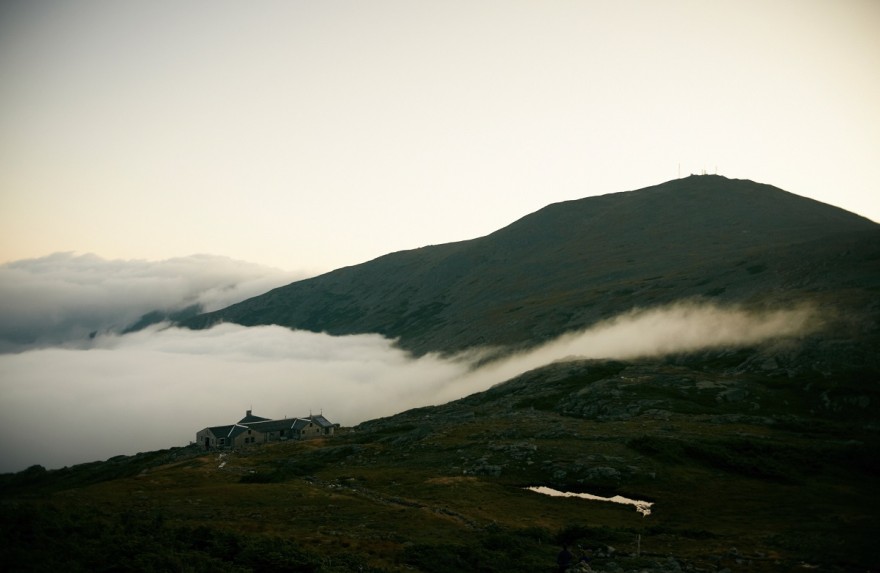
[182,175,879,357]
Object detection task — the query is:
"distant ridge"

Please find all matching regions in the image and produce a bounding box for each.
[182,175,880,355]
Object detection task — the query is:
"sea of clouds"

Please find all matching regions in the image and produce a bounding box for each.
[0,253,817,473]
[0,252,305,352]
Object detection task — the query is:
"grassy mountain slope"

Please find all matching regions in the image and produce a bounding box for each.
[181,175,879,356]
[3,351,878,572]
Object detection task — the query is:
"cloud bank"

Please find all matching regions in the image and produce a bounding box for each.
[0,301,816,473]
[475,302,817,384]
[0,252,304,352]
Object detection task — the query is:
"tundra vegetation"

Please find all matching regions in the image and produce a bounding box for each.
[2,351,878,572]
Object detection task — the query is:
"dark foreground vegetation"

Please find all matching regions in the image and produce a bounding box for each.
[3,350,879,572]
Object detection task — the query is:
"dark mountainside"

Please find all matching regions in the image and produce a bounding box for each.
[182,175,880,359]
[4,175,879,572]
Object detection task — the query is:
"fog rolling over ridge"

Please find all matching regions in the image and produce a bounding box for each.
[0,300,816,474]
[475,302,818,385]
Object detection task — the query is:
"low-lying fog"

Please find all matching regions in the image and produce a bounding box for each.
[0,254,817,473]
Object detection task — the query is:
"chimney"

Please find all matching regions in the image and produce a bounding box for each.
[246,409,252,417]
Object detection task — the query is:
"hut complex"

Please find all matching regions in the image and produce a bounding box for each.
[196,410,337,450]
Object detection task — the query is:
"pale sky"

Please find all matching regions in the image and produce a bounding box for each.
[1,0,878,273]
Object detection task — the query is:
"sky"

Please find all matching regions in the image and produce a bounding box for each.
[0,1,877,473]
[1,0,879,273]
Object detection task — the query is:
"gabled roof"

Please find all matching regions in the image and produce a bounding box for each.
[244,418,298,433]
[238,410,270,424]
[204,412,333,436]
[205,423,254,440]
[290,418,314,431]
[309,415,335,428]
[244,417,324,432]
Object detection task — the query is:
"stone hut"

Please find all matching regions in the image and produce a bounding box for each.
[196,410,337,450]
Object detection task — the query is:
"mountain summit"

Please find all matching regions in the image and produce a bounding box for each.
[183,175,879,355]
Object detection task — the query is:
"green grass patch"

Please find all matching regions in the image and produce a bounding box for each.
[402,524,556,573]
[0,503,327,572]
[510,361,627,411]
[626,436,821,482]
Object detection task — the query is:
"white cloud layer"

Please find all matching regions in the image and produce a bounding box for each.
[0,252,304,352]
[0,301,816,473]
